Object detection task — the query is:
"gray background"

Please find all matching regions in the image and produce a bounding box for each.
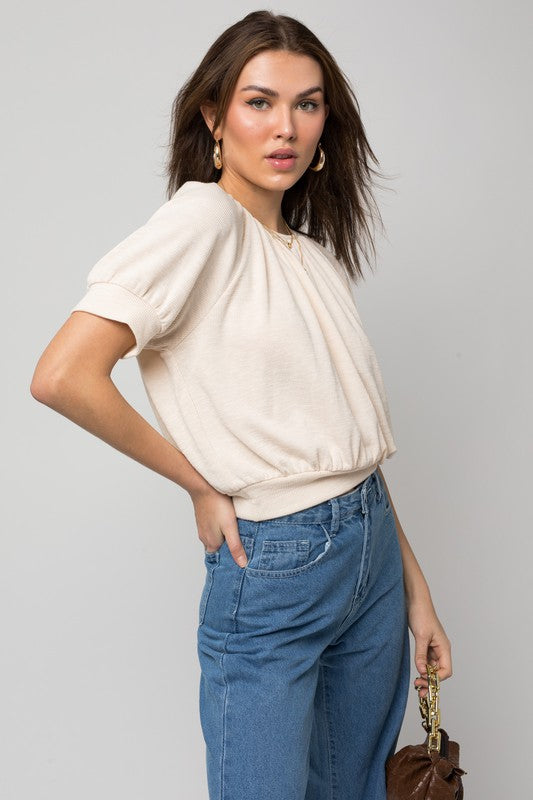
[3,1,531,797]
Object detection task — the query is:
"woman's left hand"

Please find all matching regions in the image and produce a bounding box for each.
[407,594,452,699]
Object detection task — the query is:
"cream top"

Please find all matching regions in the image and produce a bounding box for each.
[70,180,397,520]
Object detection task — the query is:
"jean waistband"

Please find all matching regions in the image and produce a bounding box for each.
[260,467,383,530]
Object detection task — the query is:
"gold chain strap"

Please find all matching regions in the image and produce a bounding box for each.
[418,663,441,754]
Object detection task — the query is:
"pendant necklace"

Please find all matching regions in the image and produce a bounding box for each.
[260,218,309,274]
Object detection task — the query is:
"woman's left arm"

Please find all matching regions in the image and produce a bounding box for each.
[376,466,453,698]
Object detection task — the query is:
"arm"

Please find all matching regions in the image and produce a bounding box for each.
[30,310,249,567]
[376,465,453,697]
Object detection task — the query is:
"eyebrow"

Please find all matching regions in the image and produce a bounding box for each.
[239,84,323,100]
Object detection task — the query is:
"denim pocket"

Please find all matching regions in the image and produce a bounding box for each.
[245,522,333,578]
[198,549,219,626]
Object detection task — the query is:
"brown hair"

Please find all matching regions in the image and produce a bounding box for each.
[163,10,393,284]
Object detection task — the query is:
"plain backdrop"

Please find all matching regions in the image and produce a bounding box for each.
[2,1,531,797]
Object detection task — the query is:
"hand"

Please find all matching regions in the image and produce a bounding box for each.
[407,593,452,700]
[190,486,248,568]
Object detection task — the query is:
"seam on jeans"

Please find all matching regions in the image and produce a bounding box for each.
[328,512,370,644]
[220,633,232,800]
[231,533,256,626]
[219,531,256,798]
[219,535,255,795]
[231,568,248,631]
[198,565,215,627]
[353,511,370,601]
[321,664,338,799]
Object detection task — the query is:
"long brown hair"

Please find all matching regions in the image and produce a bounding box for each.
[163,10,393,284]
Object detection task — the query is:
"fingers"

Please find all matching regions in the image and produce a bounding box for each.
[224,528,248,568]
[414,638,433,677]
[413,652,453,699]
[194,491,248,567]
[413,674,428,698]
[427,640,453,682]
[413,625,452,697]
[414,632,453,685]
[435,647,453,681]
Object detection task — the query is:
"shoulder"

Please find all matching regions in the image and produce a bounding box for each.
[147,180,242,239]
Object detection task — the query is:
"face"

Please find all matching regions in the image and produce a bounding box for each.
[204,49,329,193]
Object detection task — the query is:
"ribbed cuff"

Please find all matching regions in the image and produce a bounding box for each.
[70,281,162,358]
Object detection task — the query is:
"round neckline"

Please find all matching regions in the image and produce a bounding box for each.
[212,181,295,240]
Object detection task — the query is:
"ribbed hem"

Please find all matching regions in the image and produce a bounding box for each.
[231,464,379,521]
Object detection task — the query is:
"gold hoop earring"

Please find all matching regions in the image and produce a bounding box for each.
[309,141,325,172]
[213,139,222,170]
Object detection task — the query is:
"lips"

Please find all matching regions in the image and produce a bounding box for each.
[267,149,297,158]
[265,149,298,170]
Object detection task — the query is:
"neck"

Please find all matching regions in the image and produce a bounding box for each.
[216,175,287,234]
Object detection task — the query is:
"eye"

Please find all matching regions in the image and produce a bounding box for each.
[246,98,270,110]
[245,98,320,111]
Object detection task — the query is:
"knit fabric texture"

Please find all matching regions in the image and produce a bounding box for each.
[70,180,397,520]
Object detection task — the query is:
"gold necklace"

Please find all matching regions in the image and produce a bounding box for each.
[260,218,309,274]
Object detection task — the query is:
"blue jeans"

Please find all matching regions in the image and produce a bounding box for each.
[196,467,410,800]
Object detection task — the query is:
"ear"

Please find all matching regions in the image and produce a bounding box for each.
[324,104,330,121]
[200,102,220,139]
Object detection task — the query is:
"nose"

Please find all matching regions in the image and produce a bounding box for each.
[273,106,297,140]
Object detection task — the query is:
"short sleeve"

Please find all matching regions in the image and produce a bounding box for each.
[70,182,241,358]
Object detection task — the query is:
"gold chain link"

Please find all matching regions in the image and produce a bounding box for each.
[418,663,442,754]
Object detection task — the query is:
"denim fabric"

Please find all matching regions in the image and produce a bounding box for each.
[196,467,410,800]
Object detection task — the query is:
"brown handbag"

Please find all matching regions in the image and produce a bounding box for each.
[385,663,467,799]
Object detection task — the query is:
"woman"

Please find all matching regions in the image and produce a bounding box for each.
[31,10,452,800]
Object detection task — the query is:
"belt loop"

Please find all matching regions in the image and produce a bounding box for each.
[329,496,340,534]
[374,468,382,502]
[361,469,378,514]
[361,481,368,515]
